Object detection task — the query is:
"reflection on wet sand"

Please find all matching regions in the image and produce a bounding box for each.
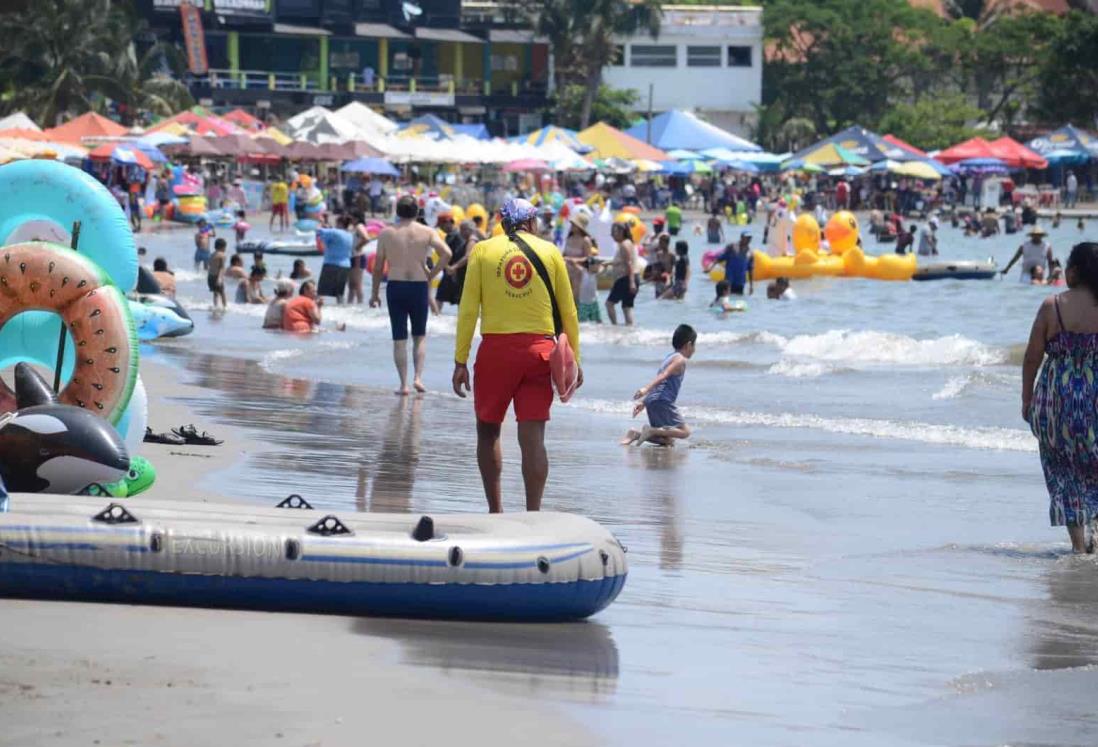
[357,397,424,513]
[353,618,619,699]
[1030,558,1098,671]
[627,447,688,571]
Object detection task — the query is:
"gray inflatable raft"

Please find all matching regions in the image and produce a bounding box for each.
[0,494,628,621]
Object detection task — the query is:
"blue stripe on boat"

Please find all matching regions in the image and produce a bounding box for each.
[0,563,627,621]
[0,541,149,553]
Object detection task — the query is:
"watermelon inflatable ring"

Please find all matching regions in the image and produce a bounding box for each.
[0,242,138,426]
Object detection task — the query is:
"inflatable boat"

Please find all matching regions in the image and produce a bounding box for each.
[913,259,998,281]
[0,494,627,621]
[237,239,321,257]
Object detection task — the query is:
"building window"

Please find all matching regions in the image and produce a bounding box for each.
[687,46,721,67]
[630,45,676,68]
[728,45,752,67]
[609,44,625,66]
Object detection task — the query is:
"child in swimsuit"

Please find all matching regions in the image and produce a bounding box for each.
[621,324,696,447]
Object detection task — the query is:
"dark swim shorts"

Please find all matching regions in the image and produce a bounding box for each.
[607,274,639,308]
[386,280,429,341]
[317,263,350,299]
[646,399,684,429]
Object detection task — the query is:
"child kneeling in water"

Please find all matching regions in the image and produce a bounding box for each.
[621,324,696,447]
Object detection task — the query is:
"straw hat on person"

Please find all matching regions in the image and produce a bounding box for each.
[1028,226,1048,238]
[569,212,590,235]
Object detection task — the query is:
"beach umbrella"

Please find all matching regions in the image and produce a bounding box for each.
[1044,148,1090,166]
[828,165,866,177]
[721,159,761,174]
[678,159,713,174]
[342,156,400,176]
[632,159,664,173]
[950,157,1009,174]
[1027,124,1098,159]
[285,141,326,161]
[790,125,911,164]
[893,160,942,180]
[780,158,825,173]
[132,141,167,163]
[502,158,550,172]
[882,134,928,158]
[89,142,154,170]
[799,142,870,167]
[666,148,701,160]
[139,132,187,148]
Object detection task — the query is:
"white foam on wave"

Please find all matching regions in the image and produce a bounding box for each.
[933,376,970,400]
[570,398,1035,452]
[259,339,359,372]
[766,359,833,379]
[778,330,1006,367]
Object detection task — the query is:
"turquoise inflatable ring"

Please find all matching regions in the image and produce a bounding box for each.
[0,160,137,292]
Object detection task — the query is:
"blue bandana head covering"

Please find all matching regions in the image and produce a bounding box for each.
[500,198,538,232]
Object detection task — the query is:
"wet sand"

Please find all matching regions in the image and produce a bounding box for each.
[0,360,595,747]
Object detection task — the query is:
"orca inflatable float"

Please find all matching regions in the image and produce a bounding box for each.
[0,364,129,493]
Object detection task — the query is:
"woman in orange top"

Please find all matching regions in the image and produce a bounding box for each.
[282,280,322,333]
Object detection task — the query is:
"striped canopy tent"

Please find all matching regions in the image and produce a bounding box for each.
[1027,125,1098,160]
[935,137,998,164]
[796,142,870,167]
[222,108,265,132]
[398,114,457,140]
[148,108,243,138]
[624,110,761,152]
[791,125,914,164]
[577,122,669,161]
[512,125,588,152]
[43,112,128,144]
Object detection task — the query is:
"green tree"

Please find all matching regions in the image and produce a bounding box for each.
[1035,10,1098,125]
[527,0,661,128]
[0,0,127,125]
[0,0,192,126]
[762,0,937,134]
[877,94,982,151]
[552,84,638,130]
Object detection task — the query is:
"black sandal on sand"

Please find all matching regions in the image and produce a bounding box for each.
[171,424,224,446]
[144,427,185,445]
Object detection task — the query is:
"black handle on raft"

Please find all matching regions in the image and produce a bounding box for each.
[276,494,314,510]
[53,221,81,394]
[412,516,434,542]
[92,502,138,525]
[306,515,352,536]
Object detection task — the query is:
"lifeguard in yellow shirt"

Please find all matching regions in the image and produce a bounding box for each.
[452,198,583,513]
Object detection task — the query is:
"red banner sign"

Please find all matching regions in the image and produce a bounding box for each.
[180,4,209,75]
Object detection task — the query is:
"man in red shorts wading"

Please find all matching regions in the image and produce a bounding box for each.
[452,198,583,512]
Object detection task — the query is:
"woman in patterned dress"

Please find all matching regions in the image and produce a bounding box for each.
[1024,242,1098,553]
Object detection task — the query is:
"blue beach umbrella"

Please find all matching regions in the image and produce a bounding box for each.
[342,157,400,176]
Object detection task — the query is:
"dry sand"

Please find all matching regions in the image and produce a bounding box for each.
[0,360,594,747]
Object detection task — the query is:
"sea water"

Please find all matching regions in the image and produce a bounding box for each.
[138,215,1098,746]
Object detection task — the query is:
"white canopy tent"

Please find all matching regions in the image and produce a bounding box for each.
[283,106,363,144]
[0,112,41,131]
[335,102,398,140]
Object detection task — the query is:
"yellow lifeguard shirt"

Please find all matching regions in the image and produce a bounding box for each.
[455,231,581,365]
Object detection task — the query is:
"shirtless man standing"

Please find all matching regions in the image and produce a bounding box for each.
[371,194,452,394]
[605,222,638,326]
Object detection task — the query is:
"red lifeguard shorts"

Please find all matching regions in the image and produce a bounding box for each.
[272,202,288,216]
[473,333,554,423]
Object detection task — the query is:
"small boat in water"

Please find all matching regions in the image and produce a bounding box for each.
[913,259,998,281]
[0,494,627,621]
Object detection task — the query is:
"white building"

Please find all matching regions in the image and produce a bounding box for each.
[602,5,763,137]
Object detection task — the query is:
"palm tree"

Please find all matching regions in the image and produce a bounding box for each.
[88,26,194,125]
[531,0,662,128]
[0,0,126,125]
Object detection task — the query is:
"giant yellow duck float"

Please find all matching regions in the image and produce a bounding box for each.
[708,212,916,282]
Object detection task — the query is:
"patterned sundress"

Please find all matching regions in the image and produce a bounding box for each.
[1029,297,1098,526]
